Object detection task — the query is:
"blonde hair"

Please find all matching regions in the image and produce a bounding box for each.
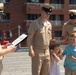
[68,34,76,40]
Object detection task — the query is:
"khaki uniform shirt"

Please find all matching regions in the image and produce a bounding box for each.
[62,21,76,39]
[28,17,52,50]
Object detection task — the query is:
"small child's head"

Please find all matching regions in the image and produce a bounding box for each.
[68,34,76,45]
[49,43,62,55]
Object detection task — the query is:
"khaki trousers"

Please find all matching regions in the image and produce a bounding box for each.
[0,61,3,75]
[65,68,76,75]
[32,48,50,75]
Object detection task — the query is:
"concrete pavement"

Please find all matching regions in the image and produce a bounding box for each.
[2,52,31,75]
[1,46,65,75]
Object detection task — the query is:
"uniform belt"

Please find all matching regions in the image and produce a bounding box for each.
[34,46,49,50]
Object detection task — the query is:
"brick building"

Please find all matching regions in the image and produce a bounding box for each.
[0,0,76,47]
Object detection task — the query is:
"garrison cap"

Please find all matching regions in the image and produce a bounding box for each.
[69,10,76,19]
[40,4,55,14]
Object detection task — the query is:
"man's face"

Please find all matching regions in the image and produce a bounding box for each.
[70,18,76,24]
[42,10,50,19]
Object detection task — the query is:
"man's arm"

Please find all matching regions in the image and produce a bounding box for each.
[27,34,35,57]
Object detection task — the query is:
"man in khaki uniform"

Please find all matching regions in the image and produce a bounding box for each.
[27,4,55,75]
[62,10,76,42]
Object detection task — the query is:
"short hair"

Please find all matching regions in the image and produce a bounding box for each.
[68,34,76,40]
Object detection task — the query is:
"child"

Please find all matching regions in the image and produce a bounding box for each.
[49,43,62,75]
[61,34,76,75]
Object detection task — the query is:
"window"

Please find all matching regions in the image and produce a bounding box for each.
[6,0,10,2]
[50,0,64,9]
[54,31,62,37]
[50,14,64,21]
[3,13,10,20]
[51,0,64,4]
[31,0,39,2]
[27,0,44,3]
[54,31,62,39]
[27,14,41,20]
[50,14,64,25]
[28,0,39,2]
[0,0,3,3]
[0,13,10,22]
[69,0,76,4]
[0,0,10,3]
[0,0,6,3]
[0,30,2,40]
